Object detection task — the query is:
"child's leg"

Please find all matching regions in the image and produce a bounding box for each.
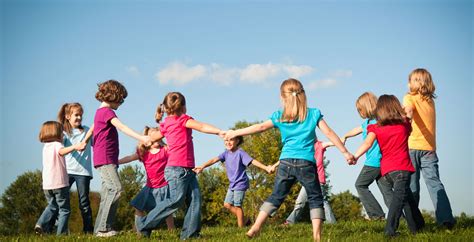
[322,189,336,224]
[355,166,385,219]
[286,187,308,224]
[384,171,406,236]
[224,190,247,227]
[71,174,94,233]
[180,170,202,240]
[54,187,71,235]
[376,173,393,210]
[165,215,175,230]
[36,190,58,233]
[94,164,122,234]
[311,218,323,242]
[247,211,270,237]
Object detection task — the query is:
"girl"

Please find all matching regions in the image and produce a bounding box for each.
[92,79,150,237]
[136,92,224,240]
[35,121,86,235]
[276,140,337,225]
[353,94,425,236]
[342,92,392,220]
[403,68,455,228]
[57,103,94,233]
[193,136,273,228]
[118,126,174,234]
[225,78,354,241]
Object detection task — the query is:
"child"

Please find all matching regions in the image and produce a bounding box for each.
[353,94,425,237]
[35,121,86,235]
[92,80,150,237]
[403,68,455,228]
[342,92,392,220]
[225,78,354,241]
[136,92,224,240]
[193,136,273,227]
[118,126,175,233]
[57,102,94,233]
[275,141,337,225]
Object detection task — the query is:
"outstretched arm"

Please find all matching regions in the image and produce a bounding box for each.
[354,132,376,161]
[111,117,150,143]
[341,126,363,144]
[186,119,225,137]
[318,119,355,164]
[119,153,139,164]
[193,157,221,174]
[225,120,274,140]
[59,142,86,156]
[321,141,335,149]
[250,159,272,174]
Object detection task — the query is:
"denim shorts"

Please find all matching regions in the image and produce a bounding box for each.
[130,185,171,212]
[224,189,246,207]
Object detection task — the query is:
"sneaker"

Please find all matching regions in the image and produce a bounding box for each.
[96,230,118,237]
[34,225,43,235]
[442,221,455,230]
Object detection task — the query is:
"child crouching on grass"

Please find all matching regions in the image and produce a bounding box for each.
[193,136,273,227]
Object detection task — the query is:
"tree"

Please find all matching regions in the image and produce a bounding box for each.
[114,165,145,230]
[330,190,363,221]
[0,170,45,235]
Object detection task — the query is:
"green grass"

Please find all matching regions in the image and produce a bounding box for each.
[2,219,473,241]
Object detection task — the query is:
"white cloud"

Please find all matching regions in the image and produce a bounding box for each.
[306,78,338,90]
[240,63,282,83]
[155,62,206,85]
[208,63,240,86]
[331,70,353,78]
[283,65,315,79]
[126,66,140,76]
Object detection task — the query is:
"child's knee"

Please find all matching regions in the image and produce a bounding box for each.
[224,203,233,209]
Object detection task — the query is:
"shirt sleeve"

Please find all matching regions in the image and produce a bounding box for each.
[367,124,376,134]
[313,108,324,125]
[218,151,226,163]
[239,150,254,167]
[103,108,117,123]
[269,110,281,127]
[181,114,193,127]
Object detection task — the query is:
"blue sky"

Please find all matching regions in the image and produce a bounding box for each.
[1,0,472,216]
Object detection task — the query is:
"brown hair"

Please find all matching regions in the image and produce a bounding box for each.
[95,80,128,104]
[355,92,378,119]
[58,103,84,135]
[39,121,63,143]
[375,95,406,126]
[155,92,186,123]
[137,126,164,160]
[408,68,436,101]
[280,78,307,123]
[233,136,244,147]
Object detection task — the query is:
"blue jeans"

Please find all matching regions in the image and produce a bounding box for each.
[94,164,122,233]
[224,189,246,207]
[136,166,202,240]
[285,186,336,224]
[69,174,93,233]
[409,150,455,225]
[36,186,71,235]
[355,165,393,219]
[383,171,425,236]
[261,159,325,220]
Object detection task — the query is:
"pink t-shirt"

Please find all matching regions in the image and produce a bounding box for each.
[93,107,119,168]
[42,142,69,190]
[159,114,195,168]
[367,121,415,176]
[314,141,327,184]
[138,147,169,188]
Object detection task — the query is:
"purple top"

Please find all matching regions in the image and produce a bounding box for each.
[93,107,119,168]
[218,148,253,191]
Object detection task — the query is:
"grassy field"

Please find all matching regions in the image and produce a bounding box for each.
[2,216,473,241]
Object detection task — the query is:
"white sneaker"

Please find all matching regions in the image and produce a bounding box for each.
[34,225,43,235]
[96,230,118,237]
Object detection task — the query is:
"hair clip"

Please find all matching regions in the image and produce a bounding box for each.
[292,92,297,96]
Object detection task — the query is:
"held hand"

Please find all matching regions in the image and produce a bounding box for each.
[218,130,227,139]
[343,151,356,165]
[265,165,273,174]
[270,164,278,173]
[193,166,204,174]
[224,130,236,140]
[340,137,347,145]
[76,141,87,151]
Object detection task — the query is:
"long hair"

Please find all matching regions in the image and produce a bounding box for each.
[375,95,406,126]
[57,103,84,135]
[95,79,128,104]
[155,92,186,123]
[355,92,377,119]
[280,78,307,123]
[39,121,63,143]
[408,68,436,101]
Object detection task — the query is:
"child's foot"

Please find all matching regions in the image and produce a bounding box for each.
[280,220,290,227]
[34,225,43,235]
[96,230,118,237]
[246,229,259,238]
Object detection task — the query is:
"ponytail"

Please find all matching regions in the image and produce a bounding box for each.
[155,104,165,123]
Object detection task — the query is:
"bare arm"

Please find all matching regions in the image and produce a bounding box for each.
[354,132,376,161]
[119,153,139,164]
[225,120,274,140]
[321,141,334,149]
[59,142,86,156]
[404,106,413,119]
[250,159,272,174]
[83,124,94,143]
[342,126,363,144]
[111,117,149,143]
[193,157,221,174]
[186,119,223,136]
[318,119,355,164]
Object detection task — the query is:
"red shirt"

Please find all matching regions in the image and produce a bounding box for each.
[314,141,327,184]
[159,114,195,168]
[138,147,168,188]
[367,121,415,176]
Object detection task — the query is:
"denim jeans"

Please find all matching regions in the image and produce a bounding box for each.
[285,186,336,224]
[36,186,71,235]
[94,164,122,234]
[383,170,425,236]
[69,174,93,233]
[261,159,325,220]
[136,166,202,240]
[409,149,455,225]
[355,165,393,219]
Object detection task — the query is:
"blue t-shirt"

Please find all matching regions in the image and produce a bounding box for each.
[218,148,253,191]
[361,119,382,167]
[270,108,323,163]
[63,126,93,177]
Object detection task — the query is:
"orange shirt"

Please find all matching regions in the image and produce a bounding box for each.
[403,94,436,151]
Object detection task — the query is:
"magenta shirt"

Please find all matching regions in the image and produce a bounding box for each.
[159,114,195,168]
[93,107,119,168]
[138,147,169,188]
[314,141,327,184]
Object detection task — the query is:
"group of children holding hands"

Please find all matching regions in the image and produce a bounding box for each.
[35,68,455,241]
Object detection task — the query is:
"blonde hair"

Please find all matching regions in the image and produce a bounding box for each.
[355,92,378,119]
[408,68,436,101]
[39,121,63,143]
[137,126,164,160]
[280,78,307,123]
[95,80,128,104]
[155,92,186,123]
[375,95,406,126]
[58,103,84,135]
